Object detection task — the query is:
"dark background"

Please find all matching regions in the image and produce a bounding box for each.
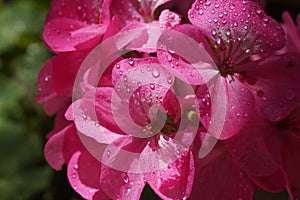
[0,0,299,199]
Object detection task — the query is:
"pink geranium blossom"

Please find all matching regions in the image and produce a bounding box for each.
[44,56,200,199]
[157,0,300,139]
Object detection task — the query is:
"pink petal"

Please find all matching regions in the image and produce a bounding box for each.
[43,18,103,52]
[111,0,144,24]
[36,57,55,103]
[44,127,66,170]
[157,24,217,85]
[191,142,254,200]
[67,152,109,200]
[203,76,255,140]
[188,0,286,53]
[63,124,85,163]
[69,91,124,142]
[280,132,300,198]
[100,165,145,200]
[43,95,70,116]
[115,22,163,53]
[145,150,194,200]
[280,12,300,53]
[237,53,300,121]
[52,51,89,96]
[94,87,127,134]
[248,169,286,192]
[225,120,280,177]
[44,0,111,52]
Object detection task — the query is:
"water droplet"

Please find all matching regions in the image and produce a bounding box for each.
[115,64,120,69]
[195,4,200,10]
[199,9,204,15]
[235,112,241,117]
[263,17,269,23]
[225,29,231,36]
[167,55,172,62]
[167,77,173,84]
[215,3,219,8]
[150,83,155,90]
[211,28,217,36]
[44,75,50,82]
[190,13,194,18]
[77,5,82,10]
[152,68,160,78]
[128,58,134,66]
[233,22,238,27]
[74,164,78,169]
[106,150,111,158]
[122,173,129,183]
[243,113,249,118]
[95,122,99,127]
[256,8,262,15]
[82,113,87,120]
[205,1,211,6]
[229,3,235,10]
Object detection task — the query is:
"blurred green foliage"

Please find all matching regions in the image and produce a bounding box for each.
[0,0,297,199]
[0,0,53,199]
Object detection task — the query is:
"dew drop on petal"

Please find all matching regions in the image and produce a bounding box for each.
[73,164,78,170]
[128,58,134,66]
[152,68,160,78]
[121,173,129,183]
[199,9,204,15]
[256,8,262,15]
[205,1,211,6]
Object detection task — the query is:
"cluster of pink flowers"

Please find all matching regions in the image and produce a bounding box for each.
[37,0,300,199]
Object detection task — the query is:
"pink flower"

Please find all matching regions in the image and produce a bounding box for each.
[43,0,111,52]
[157,0,300,139]
[44,56,200,199]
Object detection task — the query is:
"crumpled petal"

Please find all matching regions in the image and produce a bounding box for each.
[188,0,286,53]
[237,53,300,122]
[144,150,194,200]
